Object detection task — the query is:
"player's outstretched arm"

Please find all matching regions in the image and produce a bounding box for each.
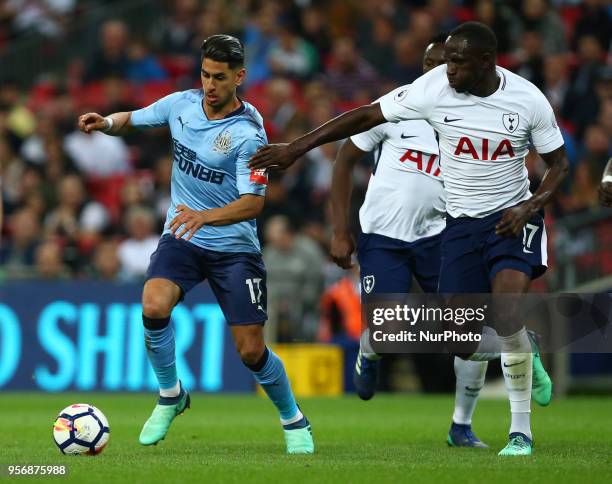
[169,195,265,241]
[249,104,386,171]
[496,145,569,237]
[598,158,612,207]
[78,111,133,136]
[330,139,367,269]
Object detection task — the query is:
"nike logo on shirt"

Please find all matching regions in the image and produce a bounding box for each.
[444,116,462,123]
[401,134,416,139]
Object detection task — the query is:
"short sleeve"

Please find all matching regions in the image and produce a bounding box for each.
[236,133,267,196]
[379,79,430,123]
[350,121,387,152]
[130,91,183,128]
[529,92,564,154]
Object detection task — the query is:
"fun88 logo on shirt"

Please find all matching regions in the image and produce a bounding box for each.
[172,138,225,185]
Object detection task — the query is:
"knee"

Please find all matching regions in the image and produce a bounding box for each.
[142,295,173,319]
[237,343,265,366]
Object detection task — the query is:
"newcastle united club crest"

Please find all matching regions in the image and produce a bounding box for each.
[213,130,232,155]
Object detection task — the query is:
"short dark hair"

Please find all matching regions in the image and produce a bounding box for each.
[200,34,245,69]
[428,32,449,46]
[449,21,497,55]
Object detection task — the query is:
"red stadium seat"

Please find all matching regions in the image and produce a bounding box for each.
[138,81,177,108]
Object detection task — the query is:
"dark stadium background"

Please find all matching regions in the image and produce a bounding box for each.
[0,0,610,396]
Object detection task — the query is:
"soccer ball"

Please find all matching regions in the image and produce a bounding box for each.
[52,404,110,455]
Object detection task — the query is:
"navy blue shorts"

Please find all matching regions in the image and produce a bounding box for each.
[357,232,442,299]
[146,235,267,325]
[438,209,548,293]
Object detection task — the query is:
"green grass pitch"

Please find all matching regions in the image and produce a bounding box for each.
[1,394,611,483]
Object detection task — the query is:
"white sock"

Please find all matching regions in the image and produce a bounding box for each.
[280,408,304,426]
[500,327,532,439]
[452,357,487,425]
[360,328,381,361]
[469,325,501,361]
[159,380,181,398]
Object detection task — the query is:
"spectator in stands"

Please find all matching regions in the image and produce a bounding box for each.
[0,79,36,139]
[120,176,150,212]
[261,78,301,141]
[263,215,325,341]
[268,23,318,81]
[0,135,24,210]
[473,0,520,55]
[125,39,168,83]
[89,239,121,280]
[153,0,198,56]
[0,207,40,278]
[563,34,607,140]
[581,124,611,171]
[407,10,436,52]
[573,0,611,54]
[85,19,130,81]
[5,0,75,38]
[516,29,545,90]
[117,206,159,280]
[151,155,172,225]
[543,54,569,115]
[360,16,396,81]
[44,174,109,241]
[318,265,362,344]
[520,0,566,55]
[558,161,600,214]
[598,99,612,138]
[19,110,57,166]
[63,118,131,178]
[34,238,69,279]
[324,37,379,103]
[389,31,422,85]
[426,0,458,34]
[243,3,278,86]
[298,6,331,67]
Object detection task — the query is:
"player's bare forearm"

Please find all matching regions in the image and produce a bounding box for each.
[169,195,265,240]
[599,157,612,207]
[78,111,134,136]
[249,104,386,170]
[526,145,569,213]
[202,194,265,226]
[330,139,365,269]
[495,145,568,237]
[331,139,363,235]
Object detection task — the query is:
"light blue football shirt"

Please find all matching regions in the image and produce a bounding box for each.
[130,89,268,253]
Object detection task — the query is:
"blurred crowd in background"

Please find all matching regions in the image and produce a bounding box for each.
[0,0,610,342]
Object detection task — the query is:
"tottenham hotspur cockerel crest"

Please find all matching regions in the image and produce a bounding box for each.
[213,130,232,154]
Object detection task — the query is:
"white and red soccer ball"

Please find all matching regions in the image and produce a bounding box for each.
[52,404,110,455]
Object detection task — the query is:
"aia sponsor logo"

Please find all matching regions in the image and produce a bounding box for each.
[399,150,441,176]
[454,137,515,160]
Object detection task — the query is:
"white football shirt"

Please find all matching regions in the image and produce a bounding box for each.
[379,65,564,218]
[351,88,446,243]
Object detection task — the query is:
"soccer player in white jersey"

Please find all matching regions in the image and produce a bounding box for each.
[330,34,490,448]
[78,35,313,454]
[600,158,612,207]
[251,22,566,456]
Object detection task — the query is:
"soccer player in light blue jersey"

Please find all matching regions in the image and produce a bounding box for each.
[77,35,314,454]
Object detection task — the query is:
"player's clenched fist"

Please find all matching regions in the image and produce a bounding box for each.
[330,232,355,269]
[78,113,108,133]
[169,204,208,241]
